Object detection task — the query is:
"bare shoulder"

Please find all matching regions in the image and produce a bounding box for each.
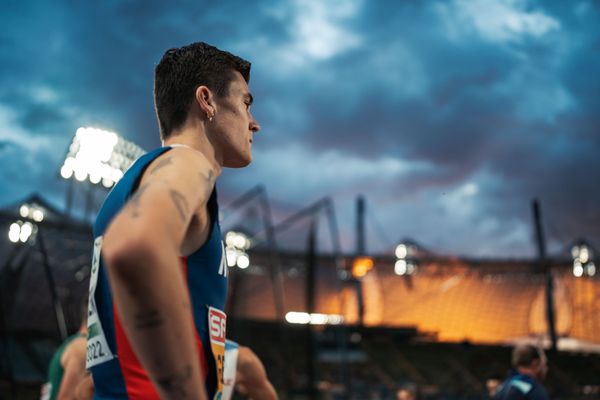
[145,146,215,179]
[139,146,217,196]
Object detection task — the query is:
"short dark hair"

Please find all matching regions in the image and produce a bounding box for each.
[154,42,251,140]
[512,344,543,367]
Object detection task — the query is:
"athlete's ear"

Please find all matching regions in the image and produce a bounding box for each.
[195,86,216,119]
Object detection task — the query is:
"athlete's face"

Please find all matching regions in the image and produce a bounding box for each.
[212,71,260,168]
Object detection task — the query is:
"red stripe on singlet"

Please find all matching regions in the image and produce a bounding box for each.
[113,257,207,399]
[114,305,161,400]
[181,256,209,380]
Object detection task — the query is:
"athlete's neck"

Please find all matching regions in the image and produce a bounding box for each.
[163,121,222,175]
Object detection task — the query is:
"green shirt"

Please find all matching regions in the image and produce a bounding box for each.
[47,333,85,400]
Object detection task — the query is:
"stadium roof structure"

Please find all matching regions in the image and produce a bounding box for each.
[0,193,91,232]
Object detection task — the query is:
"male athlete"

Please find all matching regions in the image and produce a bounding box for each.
[87,42,260,399]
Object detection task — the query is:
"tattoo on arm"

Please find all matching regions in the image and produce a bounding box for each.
[169,189,189,222]
[204,170,214,183]
[134,310,164,330]
[156,365,193,398]
[128,184,150,218]
[149,156,172,175]
[200,170,215,197]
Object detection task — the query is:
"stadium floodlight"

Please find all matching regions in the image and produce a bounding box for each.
[8,220,38,244]
[572,242,595,278]
[224,230,252,269]
[395,244,408,259]
[60,127,145,188]
[19,202,45,222]
[285,312,344,325]
[394,241,417,276]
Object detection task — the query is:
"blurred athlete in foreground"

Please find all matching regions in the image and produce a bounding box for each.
[87,42,260,399]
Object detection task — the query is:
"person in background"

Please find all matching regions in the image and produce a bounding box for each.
[42,300,88,400]
[493,344,549,400]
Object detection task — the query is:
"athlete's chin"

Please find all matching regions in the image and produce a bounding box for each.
[224,154,252,168]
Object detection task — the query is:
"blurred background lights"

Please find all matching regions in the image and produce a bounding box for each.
[225,230,252,269]
[395,260,407,275]
[285,312,344,325]
[572,243,595,278]
[61,127,145,188]
[8,223,20,243]
[351,256,374,278]
[395,244,407,259]
[394,241,418,276]
[18,203,45,222]
[8,220,38,244]
[236,253,250,269]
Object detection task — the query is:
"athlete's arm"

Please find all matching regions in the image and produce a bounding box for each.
[235,346,278,400]
[56,337,87,400]
[74,374,94,400]
[102,148,217,400]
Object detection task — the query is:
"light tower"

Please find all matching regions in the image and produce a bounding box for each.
[60,127,145,221]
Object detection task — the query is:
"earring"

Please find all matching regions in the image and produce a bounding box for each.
[207,112,214,122]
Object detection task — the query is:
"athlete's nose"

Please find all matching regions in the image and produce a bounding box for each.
[249,114,260,133]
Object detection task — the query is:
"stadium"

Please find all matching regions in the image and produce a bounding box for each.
[1,173,599,399]
[2,1,600,399]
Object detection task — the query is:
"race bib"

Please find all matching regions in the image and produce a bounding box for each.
[222,340,239,400]
[208,306,226,400]
[86,236,115,368]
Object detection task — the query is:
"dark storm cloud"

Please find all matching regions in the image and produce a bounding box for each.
[0,0,598,256]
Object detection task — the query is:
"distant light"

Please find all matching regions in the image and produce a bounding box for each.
[18,203,45,223]
[285,312,344,325]
[395,260,407,275]
[19,205,29,218]
[226,231,250,250]
[19,222,33,243]
[234,234,248,250]
[32,209,44,222]
[224,231,252,269]
[112,169,124,182]
[572,242,595,278]
[579,246,590,264]
[226,247,237,267]
[286,312,311,324]
[60,165,73,179]
[225,232,236,247]
[587,262,596,277]
[571,246,580,259]
[310,313,328,325]
[237,253,250,269]
[352,257,374,278]
[102,177,114,188]
[395,244,408,259]
[407,262,416,275]
[8,223,20,243]
[75,169,87,182]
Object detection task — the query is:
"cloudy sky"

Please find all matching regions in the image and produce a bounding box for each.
[1,0,599,258]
